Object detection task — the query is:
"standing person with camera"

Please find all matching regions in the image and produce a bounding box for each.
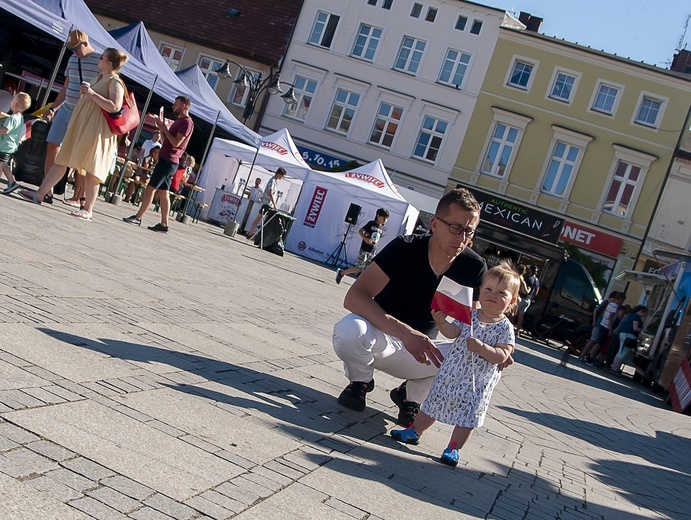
[336,208,389,284]
[122,96,194,233]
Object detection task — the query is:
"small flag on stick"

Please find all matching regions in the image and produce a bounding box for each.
[431,277,473,325]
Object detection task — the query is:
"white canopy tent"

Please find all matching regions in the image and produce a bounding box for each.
[286,160,418,263]
[197,129,418,264]
[196,128,313,219]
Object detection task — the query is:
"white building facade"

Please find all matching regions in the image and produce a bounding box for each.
[259,0,512,197]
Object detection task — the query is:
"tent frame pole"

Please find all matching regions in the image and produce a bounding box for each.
[41,27,73,107]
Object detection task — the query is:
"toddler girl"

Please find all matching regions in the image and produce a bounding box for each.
[391,262,519,467]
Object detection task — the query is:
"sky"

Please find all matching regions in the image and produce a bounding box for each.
[500,1,691,68]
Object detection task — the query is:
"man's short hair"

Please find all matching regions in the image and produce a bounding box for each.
[276,167,287,176]
[376,208,389,218]
[436,188,480,216]
[175,95,191,107]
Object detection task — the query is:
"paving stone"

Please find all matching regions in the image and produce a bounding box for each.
[128,506,176,519]
[69,495,130,519]
[21,386,67,405]
[24,441,72,463]
[28,473,84,502]
[143,493,198,519]
[185,494,236,518]
[229,475,274,499]
[42,384,84,402]
[179,434,220,453]
[263,459,307,480]
[62,457,116,481]
[46,468,96,493]
[0,446,58,478]
[198,489,245,514]
[214,481,261,507]
[86,485,141,514]
[0,422,40,444]
[102,475,154,501]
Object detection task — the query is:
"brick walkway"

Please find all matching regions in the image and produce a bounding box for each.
[0,192,688,519]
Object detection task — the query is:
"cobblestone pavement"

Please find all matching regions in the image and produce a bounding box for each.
[0,191,689,519]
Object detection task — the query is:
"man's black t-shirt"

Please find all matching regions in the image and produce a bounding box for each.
[373,234,487,337]
[360,220,381,253]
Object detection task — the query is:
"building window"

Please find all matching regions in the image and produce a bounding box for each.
[159,43,184,72]
[228,71,261,107]
[592,83,620,114]
[369,102,403,148]
[197,55,224,90]
[284,76,317,121]
[351,24,383,61]
[470,19,483,34]
[455,15,468,30]
[600,145,656,218]
[367,0,377,4]
[542,142,580,196]
[549,71,577,102]
[382,0,393,9]
[508,59,534,89]
[481,124,519,177]
[309,11,340,48]
[478,108,532,179]
[426,7,438,22]
[394,37,426,74]
[635,95,663,127]
[603,161,640,217]
[327,88,360,134]
[538,126,593,199]
[438,49,471,88]
[413,116,447,162]
[411,3,422,17]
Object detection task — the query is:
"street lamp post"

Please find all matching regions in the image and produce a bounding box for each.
[214,60,297,124]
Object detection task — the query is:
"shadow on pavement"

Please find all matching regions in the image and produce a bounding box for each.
[500,406,691,517]
[513,340,663,407]
[38,327,670,519]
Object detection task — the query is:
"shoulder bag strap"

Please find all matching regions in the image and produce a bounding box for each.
[77,58,83,83]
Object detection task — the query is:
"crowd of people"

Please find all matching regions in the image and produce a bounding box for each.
[0,30,196,233]
[573,290,648,375]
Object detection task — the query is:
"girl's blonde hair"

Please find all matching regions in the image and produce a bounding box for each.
[483,260,521,315]
[102,48,129,71]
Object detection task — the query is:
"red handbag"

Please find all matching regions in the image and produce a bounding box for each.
[102,78,140,135]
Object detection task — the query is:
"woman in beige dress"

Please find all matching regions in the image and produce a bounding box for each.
[21,48,128,220]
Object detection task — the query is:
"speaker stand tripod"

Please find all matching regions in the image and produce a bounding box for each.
[325,223,352,268]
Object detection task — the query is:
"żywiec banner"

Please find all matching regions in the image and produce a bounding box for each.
[304,186,328,228]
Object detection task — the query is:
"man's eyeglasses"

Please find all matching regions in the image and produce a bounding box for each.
[435,216,476,238]
[71,43,83,52]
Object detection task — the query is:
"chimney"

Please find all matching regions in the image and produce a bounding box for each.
[671,49,691,74]
[518,11,543,32]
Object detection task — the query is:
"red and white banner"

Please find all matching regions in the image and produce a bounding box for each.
[560,221,623,258]
[432,277,473,325]
[669,359,691,413]
[303,186,328,228]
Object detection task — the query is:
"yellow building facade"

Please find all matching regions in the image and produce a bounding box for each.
[451,27,691,294]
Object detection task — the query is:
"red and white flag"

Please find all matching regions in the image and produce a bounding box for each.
[431,277,473,325]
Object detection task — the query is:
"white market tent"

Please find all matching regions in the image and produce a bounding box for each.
[196,128,314,216]
[287,160,419,264]
[198,129,418,264]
